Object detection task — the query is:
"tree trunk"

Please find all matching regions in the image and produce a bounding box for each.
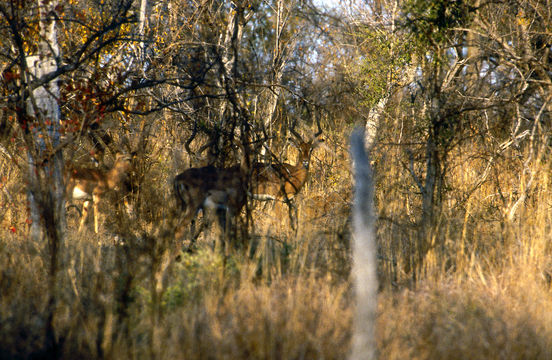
[27,0,65,241]
[26,0,65,355]
[349,128,378,360]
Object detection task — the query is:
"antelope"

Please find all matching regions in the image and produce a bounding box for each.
[173,150,250,249]
[174,165,247,224]
[250,130,323,210]
[173,128,323,241]
[65,152,133,233]
[246,128,322,230]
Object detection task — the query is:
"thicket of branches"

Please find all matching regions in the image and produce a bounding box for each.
[1,0,552,358]
[346,0,552,283]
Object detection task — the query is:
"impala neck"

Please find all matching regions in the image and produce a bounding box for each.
[107,158,131,188]
[109,165,127,182]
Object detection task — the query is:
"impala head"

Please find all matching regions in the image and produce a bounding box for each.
[290,125,324,170]
[112,152,132,173]
[299,138,323,169]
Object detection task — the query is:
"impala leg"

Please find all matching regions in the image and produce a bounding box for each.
[174,219,188,244]
[216,206,229,256]
[123,195,134,219]
[93,193,100,234]
[203,190,232,254]
[191,216,207,243]
[125,199,133,217]
[282,194,297,231]
[290,202,298,231]
[175,207,202,251]
[216,206,227,235]
[79,200,90,232]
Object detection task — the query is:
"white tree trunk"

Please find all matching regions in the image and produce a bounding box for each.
[349,128,378,360]
[364,95,387,150]
[26,0,65,241]
[138,0,148,60]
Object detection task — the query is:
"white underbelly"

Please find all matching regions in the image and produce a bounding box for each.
[72,187,91,200]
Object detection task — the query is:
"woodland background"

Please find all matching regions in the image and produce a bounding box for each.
[1,0,552,358]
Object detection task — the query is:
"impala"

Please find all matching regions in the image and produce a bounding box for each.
[173,129,322,241]
[65,152,133,233]
[248,129,322,230]
[251,130,323,203]
[173,160,249,247]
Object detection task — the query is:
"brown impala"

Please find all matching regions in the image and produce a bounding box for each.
[173,151,249,242]
[65,152,133,233]
[173,129,322,240]
[251,129,323,203]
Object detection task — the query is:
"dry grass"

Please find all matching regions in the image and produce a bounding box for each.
[2,130,552,359]
[379,264,552,359]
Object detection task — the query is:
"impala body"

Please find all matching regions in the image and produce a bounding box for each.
[173,132,322,240]
[65,152,133,233]
[251,136,322,202]
[173,164,248,232]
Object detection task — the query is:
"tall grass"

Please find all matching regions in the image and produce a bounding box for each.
[1,128,552,359]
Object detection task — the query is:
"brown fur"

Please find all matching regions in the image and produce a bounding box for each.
[173,164,247,228]
[173,135,321,240]
[251,136,322,201]
[65,153,132,233]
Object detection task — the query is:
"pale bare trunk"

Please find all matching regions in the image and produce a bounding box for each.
[25,1,64,355]
[27,0,65,242]
[349,128,378,360]
[138,0,148,61]
[262,0,288,134]
[364,96,387,149]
